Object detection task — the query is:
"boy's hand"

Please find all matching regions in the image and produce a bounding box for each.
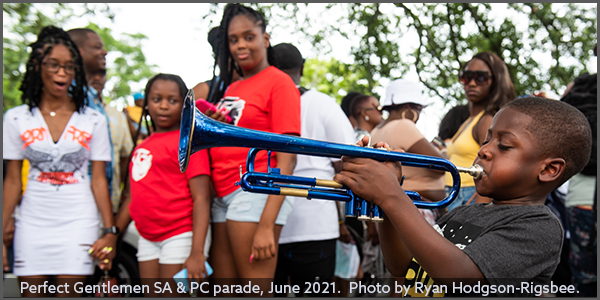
[334,155,404,209]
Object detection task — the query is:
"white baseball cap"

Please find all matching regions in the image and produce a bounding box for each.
[382,79,430,108]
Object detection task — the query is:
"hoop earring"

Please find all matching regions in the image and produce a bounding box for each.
[401,109,418,122]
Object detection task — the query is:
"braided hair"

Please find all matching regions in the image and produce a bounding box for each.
[207,3,276,104]
[134,73,188,139]
[20,25,86,113]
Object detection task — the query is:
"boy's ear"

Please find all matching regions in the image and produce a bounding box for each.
[538,157,566,183]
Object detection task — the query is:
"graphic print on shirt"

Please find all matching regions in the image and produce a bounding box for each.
[131,148,152,182]
[64,125,92,150]
[25,144,88,186]
[403,221,484,297]
[439,220,483,250]
[20,127,47,149]
[216,96,246,126]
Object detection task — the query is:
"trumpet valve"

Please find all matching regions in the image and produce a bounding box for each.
[357,199,370,220]
[357,215,371,221]
[370,205,383,222]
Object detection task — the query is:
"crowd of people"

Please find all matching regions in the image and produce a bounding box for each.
[3,3,597,297]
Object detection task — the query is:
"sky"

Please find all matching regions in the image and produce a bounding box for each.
[55,3,597,141]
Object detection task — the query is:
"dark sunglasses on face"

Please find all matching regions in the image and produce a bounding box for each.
[459,70,492,86]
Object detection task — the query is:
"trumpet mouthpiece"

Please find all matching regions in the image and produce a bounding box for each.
[456,164,483,180]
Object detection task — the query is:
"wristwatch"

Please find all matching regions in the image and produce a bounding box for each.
[103,226,120,235]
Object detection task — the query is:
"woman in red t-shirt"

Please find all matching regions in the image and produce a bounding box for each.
[205,4,301,294]
[110,74,212,296]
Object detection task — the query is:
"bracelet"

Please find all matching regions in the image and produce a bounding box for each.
[338,220,345,225]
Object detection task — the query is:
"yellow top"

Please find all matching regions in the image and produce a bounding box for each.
[444,110,485,187]
[125,105,143,123]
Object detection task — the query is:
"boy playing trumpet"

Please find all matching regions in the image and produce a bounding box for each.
[334,97,592,296]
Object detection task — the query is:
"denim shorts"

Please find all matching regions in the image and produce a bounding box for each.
[445,185,477,212]
[211,188,294,225]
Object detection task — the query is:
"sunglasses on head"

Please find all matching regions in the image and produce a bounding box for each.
[459,71,492,86]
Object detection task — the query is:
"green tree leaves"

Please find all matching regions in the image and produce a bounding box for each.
[3,3,154,112]
[203,3,596,106]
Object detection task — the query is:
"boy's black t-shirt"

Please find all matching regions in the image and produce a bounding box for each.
[405,203,563,296]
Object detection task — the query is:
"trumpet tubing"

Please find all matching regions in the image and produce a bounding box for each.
[178,90,482,222]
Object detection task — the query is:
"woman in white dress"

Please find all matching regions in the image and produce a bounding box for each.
[3,26,116,296]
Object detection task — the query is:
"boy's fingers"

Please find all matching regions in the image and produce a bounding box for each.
[333,173,358,189]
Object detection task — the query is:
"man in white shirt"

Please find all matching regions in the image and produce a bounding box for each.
[272,43,356,297]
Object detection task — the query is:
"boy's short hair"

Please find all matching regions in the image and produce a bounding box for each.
[503,96,592,185]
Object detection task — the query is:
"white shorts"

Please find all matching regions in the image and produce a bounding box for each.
[137,231,194,264]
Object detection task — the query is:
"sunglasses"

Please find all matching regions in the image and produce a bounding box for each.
[459,71,492,86]
[364,105,382,114]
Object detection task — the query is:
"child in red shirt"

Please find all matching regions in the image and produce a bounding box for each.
[110,74,211,296]
[204,4,301,295]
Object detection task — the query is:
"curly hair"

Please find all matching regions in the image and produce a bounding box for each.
[207,3,276,104]
[466,52,516,115]
[19,25,86,113]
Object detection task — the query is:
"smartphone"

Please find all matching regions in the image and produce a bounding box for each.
[432,136,446,148]
[195,98,232,123]
[172,261,214,293]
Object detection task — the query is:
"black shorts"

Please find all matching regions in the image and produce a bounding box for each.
[274,239,336,297]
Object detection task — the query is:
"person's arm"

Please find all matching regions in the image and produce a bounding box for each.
[375,216,412,278]
[89,161,117,268]
[406,138,446,176]
[333,195,351,243]
[3,160,22,272]
[334,138,485,284]
[251,150,297,261]
[192,82,210,101]
[183,175,211,280]
[102,180,133,271]
[2,160,22,233]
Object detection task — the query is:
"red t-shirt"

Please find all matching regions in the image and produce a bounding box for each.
[210,66,301,197]
[129,130,210,242]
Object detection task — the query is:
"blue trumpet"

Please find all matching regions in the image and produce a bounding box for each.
[179,90,482,222]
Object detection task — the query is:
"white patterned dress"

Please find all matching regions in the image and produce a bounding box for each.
[3,105,111,276]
